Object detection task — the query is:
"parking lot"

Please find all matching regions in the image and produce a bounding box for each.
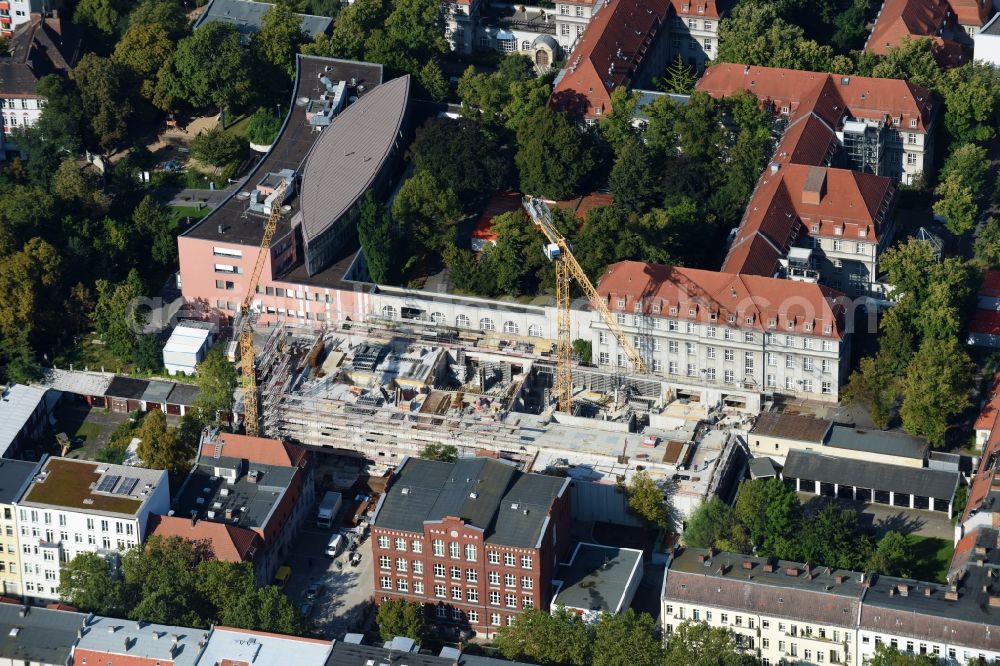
[283,522,375,639]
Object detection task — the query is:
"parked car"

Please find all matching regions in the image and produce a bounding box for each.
[349,552,362,567]
[274,565,292,589]
[299,601,315,618]
[305,580,324,599]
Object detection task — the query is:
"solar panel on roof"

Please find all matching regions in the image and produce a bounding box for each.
[96,475,121,493]
[114,477,139,496]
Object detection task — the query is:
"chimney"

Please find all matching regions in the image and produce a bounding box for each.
[785,567,799,577]
[697,554,706,563]
[708,547,717,557]
[944,590,959,601]
[834,575,846,584]
[896,583,909,597]
[802,166,827,205]
[975,545,987,556]
[923,587,932,597]
[990,596,1000,607]
[124,638,130,651]
[742,560,754,570]
[17,606,26,618]
[763,562,776,573]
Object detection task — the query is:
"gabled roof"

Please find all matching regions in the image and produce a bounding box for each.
[667,0,721,20]
[0,603,87,665]
[696,64,935,132]
[950,0,992,26]
[751,412,832,443]
[148,514,262,563]
[0,12,80,96]
[866,0,951,55]
[596,261,846,339]
[550,0,671,118]
[200,432,308,468]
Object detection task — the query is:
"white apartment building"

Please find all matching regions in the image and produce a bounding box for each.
[2,0,36,36]
[666,0,721,71]
[664,541,1000,666]
[444,0,483,53]
[15,458,168,603]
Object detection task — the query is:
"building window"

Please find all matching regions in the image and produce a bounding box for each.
[397,578,408,592]
[465,544,477,561]
[435,584,446,598]
[396,558,407,572]
[413,561,423,575]
[724,370,735,384]
[528,324,542,337]
[520,555,532,569]
[576,5,584,16]
[468,610,479,624]
[707,346,716,359]
[379,556,390,569]
[490,591,501,605]
[505,573,516,587]
[452,607,463,620]
[433,539,445,556]
[378,536,390,549]
[560,23,570,36]
[395,538,406,551]
[414,580,424,594]
[491,613,501,625]
[380,576,392,590]
[505,593,517,608]
[724,349,734,362]
[436,605,447,618]
[803,380,813,392]
[480,318,496,331]
[521,40,530,50]
[412,540,422,553]
[706,368,716,381]
[434,563,445,577]
[467,588,478,602]
[456,314,470,328]
[504,553,516,567]
[451,566,461,579]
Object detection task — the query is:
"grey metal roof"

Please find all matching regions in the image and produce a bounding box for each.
[327,642,448,666]
[825,425,927,460]
[0,384,47,456]
[141,380,174,404]
[981,11,1000,35]
[0,603,87,665]
[748,456,778,479]
[782,450,959,501]
[194,0,333,38]
[175,457,296,529]
[299,75,411,244]
[105,376,149,400]
[166,383,200,406]
[0,459,38,504]
[76,616,207,666]
[373,457,566,548]
[553,543,643,613]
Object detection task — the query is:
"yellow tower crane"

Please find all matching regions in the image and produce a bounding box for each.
[234,181,289,437]
[522,197,647,414]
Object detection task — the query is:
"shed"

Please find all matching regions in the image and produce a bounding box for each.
[163,324,214,376]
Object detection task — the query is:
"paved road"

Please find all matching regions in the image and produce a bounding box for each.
[283,524,375,640]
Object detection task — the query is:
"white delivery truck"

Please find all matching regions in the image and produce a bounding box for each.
[317,491,343,529]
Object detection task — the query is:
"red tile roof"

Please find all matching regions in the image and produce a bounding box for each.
[149,514,262,563]
[472,191,524,244]
[866,0,950,54]
[771,113,839,167]
[723,164,894,276]
[555,192,615,218]
[961,436,1000,523]
[550,0,671,118]
[667,0,721,19]
[597,260,846,339]
[696,64,936,133]
[969,309,1000,336]
[975,370,1000,433]
[980,270,1000,299]
[950,0,992,26]
[200,433,307,468]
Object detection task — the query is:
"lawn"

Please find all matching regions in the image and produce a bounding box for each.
[908,535,954,583]
[224,113,253,138]
[53,335,134,375]
[169,204,212,230]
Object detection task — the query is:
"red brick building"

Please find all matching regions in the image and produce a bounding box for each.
[370,457,571,638]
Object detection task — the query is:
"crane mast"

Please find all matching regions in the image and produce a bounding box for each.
[235,181,289,437]
[522,197,647,414]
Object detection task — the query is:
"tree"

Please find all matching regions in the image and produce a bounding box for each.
[716,2,834,71]
[379,0,446,66]
[940,143,989,200]
[797,503,868,569]
[418,443,458,462]
[190,128,246,167]
[128,0,191,39]
[53,159,112,214]
[609,139,661,213]
[975,217,1000,267]
[193,347,238,424]
[92,270,145,362]
[391,170,463,253]
[664,621,756,666]
[869,37,942,92]
[0,238,62,349]
[941,61,1000,144]
[934,172,978,236]
[592,609,663,666]
[15,75,85,166]
[627,470,669,529]
[255,4,305,78]
[880,239,939,308]
[843,356,898,429]
[515,107,595,200]
[70,54,134,153]
[133,333,165,372]
[866,642,941,665]
[136,409,196,473]
[172,22,252,113]
[113,23,175,101]
[74,0,127,38]
[375,599,427,642]
[502,77,552,134]
[661,55,697,94]
[478,210,548,297]
[246,107,283,146]
[495,606,593,666]
[406,117,511,206]
[0,332,42,384]
[572,339,593,364]
[900,337,973,446]
[599,87,641,158]
[132,195,176,266]
[417,60,449,102]
[733,478,801,558]
[58,552,125,615]
[868,531,911,577]
[682,497,738,549]
[358,191,396,284]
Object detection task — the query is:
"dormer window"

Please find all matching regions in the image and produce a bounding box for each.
[804,322,813,332]
[781,106,789,114]
[824,325,832,334]
[910,119,917,128]
[745,316,754,325]
[834,227,843,236]
[634,302,642,313]
[689,307,697,316]
[891,117,899,126]
[669,306,678,315]
[709,312,717,321]
[768,318,777,328]
[811,223,819,233]
[617,298,626,308]
[728,315,736,324]
[651,304,660,314]
[786,320,794,330]
[859,228,867,238]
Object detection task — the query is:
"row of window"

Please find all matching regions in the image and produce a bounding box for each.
[377,557,535,589]
[380,307,545,337]
[670,37,712,52]
[558,4,587,17]
[0,99,34,109]
[19,511,134,536]
[863,635,981,662]
[609,314,837,342]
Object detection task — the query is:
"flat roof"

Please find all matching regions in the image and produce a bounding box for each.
[164,326,212,354]
[0,384,47,455]
[175,456,296,530]
[553,543,643,614]
[105,376,149,400]
[21,458,165,517]
[199,627,333,666]
[76,616,207,666]
[34,368,114,397]
[183,56,383,248]
[0,603,87,664]
[194,0,332,38]
[166,383,200,406]
[826,425,927,460]
[0,459,38,504]
[750,412,831,443]
[141,380,175,404]
[782,450,959,501]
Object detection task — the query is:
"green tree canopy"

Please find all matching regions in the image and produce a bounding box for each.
[975,217,1000,268]
[733,478,801,558]
[592,609,664,666]
[682,497,739,550]
[866,642,941,665]
[246,107,283,146]
[418,443,458,462]
[391,170,463,254]
[868,531,911,577]
[716,1,835,71]
[609,139,662,214]
[627,470,670,529]
[128,0,191,39]
[172,22,252,112]
[664,621,758,666]
[939,143,989,200]
[190,128,247,167]
[254,4,305,78]
[74,0,127,39]
[136,409,197,473]
[92,270,144,362]
[899,337,973,446]
[495,606,593,666]
[515,107,595,200]
[933,172,978,236]
[112,22,175,101]
[375,599,427,641]
[940,61,1000,144]
[358,191,397,284]
[843,356,898,430]
[70,54,134,153]
[193,347,238,424]
[868,37,942,91]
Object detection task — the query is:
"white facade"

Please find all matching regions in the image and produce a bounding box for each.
[974,13,1000,65]
[2,0,34,36]
[16,461,169,602]
[666,10,719,71]
[857,630,1000,665]
[0,96,43,140]
[163,324,214,376]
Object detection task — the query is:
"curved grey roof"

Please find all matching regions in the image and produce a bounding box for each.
[532,34,559,50]
[299,75,411,244]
